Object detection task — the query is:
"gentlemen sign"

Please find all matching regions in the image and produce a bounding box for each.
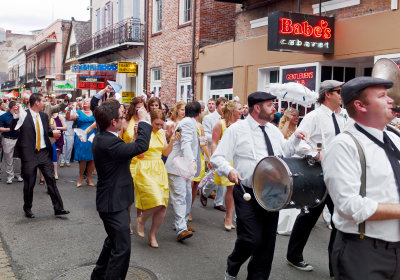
[77,75,106,90]
[282,66,317,91]
[268,11,334,54]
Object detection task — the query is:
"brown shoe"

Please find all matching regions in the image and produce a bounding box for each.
[177,230,193,242]
[187,226,196,232]
[200,192,207,207]
[214,205,227,212]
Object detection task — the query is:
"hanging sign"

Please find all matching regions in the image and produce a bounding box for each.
[118,62,137,74]
[77,75,106,90]
[282,66,317,91]
[52,80,75,91]
[268,11,334,54]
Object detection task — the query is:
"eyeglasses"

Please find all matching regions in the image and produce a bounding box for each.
[329,89,341,94]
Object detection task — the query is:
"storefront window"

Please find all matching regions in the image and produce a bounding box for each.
[210,74,233,90]
[321,66,356,82]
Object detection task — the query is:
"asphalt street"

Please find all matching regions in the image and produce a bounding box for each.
[0,162,331,280]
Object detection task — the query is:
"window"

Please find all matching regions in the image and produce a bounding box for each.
[51,50,55,74]
[106,2,113,27]
[179,0,192,25]
[210,74,233,90]
[153,0,162,33]
[118,0,124,22]
[96,9,101,32]
[321,66,356,82]
[70,44,77,58]
[177,64,192,102]
[151,68,161,97]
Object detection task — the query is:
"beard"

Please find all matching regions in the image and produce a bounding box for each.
[259,106,274,122]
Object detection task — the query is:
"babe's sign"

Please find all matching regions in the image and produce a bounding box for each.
[268,11,334,54]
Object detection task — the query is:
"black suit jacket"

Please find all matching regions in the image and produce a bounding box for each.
[11,110,54,161]
[92,122,152,213]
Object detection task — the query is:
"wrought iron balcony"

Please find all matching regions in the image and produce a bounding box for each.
[38,67,55,78]
[78,18,144,58]
[0,80,16,90]
[27,72,36,81]
[18,75,26,84]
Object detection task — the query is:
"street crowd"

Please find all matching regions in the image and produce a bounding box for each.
[1,76,400,280]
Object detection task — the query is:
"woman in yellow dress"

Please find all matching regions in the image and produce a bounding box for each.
[189,121,210,222]
[211,101,243,231]
[119,96,147,234]
[278,107,299,139]
[135,109,179,248]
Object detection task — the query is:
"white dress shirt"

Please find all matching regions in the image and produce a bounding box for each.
[297,104,349,155]
[29,109,46,149]
[211,114,300,188]
[322,123,400,242]
[202,110,221,142]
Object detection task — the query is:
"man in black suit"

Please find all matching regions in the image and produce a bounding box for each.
[11,93,70,218]
[91,99,152,280]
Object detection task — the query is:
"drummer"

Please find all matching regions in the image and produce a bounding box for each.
[323,77,400,279]
[210,91,306,280]
[286,80,347,276]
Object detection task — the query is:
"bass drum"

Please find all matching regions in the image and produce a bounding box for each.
[252,156,327,211]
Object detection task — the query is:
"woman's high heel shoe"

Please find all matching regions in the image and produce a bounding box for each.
[136,217,145,238]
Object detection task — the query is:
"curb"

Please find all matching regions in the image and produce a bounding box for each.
[0,239,16,280]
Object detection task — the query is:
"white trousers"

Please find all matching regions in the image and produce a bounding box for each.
[2,137,21,180]
[168,174,192,235]
[60,135,74,164]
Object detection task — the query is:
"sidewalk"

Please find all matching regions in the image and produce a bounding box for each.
[0,239,16,280]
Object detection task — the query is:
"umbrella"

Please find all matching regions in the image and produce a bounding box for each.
[267,82,318,107]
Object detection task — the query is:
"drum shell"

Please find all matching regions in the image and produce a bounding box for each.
[252,156,327,211]
[283,157,327,210]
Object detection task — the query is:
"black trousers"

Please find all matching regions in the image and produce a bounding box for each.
[286,194,336,276]
[332,231,400,280]
[227,185,279,280]
[21,149,64,212]
[91,209,131,280]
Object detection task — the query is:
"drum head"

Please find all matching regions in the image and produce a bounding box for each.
[253,156,292,211]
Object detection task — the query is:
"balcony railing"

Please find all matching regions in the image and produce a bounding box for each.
[78,18,144,57]
[38,67,55,77]
[19,75,26,84]
[27,72,36,81]
[0,80,16,90]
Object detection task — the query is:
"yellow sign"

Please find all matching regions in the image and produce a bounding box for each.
[122,92,135,104]
[118,62,137,74]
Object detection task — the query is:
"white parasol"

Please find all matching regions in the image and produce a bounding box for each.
[267,82,318,107]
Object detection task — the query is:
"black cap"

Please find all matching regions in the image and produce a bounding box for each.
[341,76,393,105]
[248,91,276,107]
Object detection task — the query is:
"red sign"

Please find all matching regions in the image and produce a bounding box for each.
[268,11,334,54]
[77,75,106,90]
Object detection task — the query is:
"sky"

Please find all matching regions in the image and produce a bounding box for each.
[0,0,91,34]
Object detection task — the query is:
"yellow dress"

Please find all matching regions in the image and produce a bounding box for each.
[122,118,139,178]
[214,120,234,187]
[133,130,169,210]
[192,123,206,182]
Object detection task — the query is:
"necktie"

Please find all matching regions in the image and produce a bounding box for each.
[332,113,340,135]
[259,125,274,156]
[36,114,41,151]
[383,132,400,193]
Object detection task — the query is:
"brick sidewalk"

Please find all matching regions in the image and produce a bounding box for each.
[0,239,16,280]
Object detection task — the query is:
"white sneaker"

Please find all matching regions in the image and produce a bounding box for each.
[224,271,237,280]
[15,176,23,182]
[6,178,12,184]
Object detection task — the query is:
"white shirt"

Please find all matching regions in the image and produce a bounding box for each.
[211,114,300,188]
[297,104,349,155]
[202,110,221,142]
[322,123,400,242]
[29,109,46,149]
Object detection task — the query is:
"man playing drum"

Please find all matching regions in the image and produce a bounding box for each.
[323,77,400,279]
[211,91,305,280]
[286,80,347,277]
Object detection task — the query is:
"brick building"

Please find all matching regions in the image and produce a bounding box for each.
[146,0,236,107]
[196,0,400,115]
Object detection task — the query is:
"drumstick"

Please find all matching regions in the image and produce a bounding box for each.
[238,180,251,201]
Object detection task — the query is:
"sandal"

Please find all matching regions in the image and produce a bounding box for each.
[39,179,45,185]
